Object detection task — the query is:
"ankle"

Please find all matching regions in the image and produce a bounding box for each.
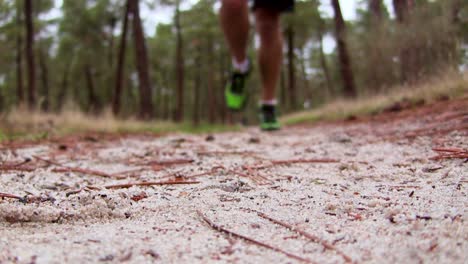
[232,57,250,73]
[260,99,277,106]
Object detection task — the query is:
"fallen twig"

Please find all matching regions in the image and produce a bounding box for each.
[145,159,194,166]
[430,154,468,160]
[197,210,313,264]
[0,192,53,203]
[184,166,226,179]
[0,165,36,172]
[33,155,63,166]
[65,186,103,197]
[241,165,272,184]
[52,167,114,178]
[432,147,466,153]
[429,147,468,160]
[404,123,468,139]
[228,169,268,184]
[272,158,340,165]
[388,185,422,189]
[256,212,352,263]
[104,180,200,189]
[0,192,24,201]
[34,156,128,178]
[110,168,148,177]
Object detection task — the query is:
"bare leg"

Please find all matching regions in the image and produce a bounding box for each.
[255,9,282,102]
[220,0,250,64]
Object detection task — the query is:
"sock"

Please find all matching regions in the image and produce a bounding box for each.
[260,99,277,106]
[232,57,250,74]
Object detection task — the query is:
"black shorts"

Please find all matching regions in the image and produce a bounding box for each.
[252,0,295,13]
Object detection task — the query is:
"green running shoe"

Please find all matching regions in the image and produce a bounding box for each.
[225,70,249,111]
[259,104,281,131]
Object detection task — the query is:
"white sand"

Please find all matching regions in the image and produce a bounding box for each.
[0,112,467,263]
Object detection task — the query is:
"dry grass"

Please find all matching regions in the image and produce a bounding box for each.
[282,70,468,125]
[0,107,180,141]
[0,104,237,141]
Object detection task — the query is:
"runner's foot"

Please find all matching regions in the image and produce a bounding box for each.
[225,62,251,111]
[259,104,281,131]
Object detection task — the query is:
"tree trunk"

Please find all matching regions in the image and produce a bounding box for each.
[207,37,216,124]
[318,22,333,97]
[83,64,99,113]
[299,47,309,104]
[16,0,24,105]
[367,0,386,92]
[57,56,73,111]
[369,0,383,20]
[331,0,357,98]
[286,24,296,109]
[393,0,413,23]
[451,0,461,25]
[38,47,49,111]
[175,3,184,122]
[85,65,99,113]
[393,0,416,83]
[129,0,153,119]
[24,0,36,109]
[113,0,131,116]
[219,49,228,124]
[107,16,117,105]
[108,17,117,67]
[192,46,202,126]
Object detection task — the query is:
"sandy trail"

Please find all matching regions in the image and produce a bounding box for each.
[0,99,467,264]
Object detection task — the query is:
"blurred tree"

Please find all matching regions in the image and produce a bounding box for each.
[331,0,357,97]
[159,0,187,122]
[317,17,333,97]
[393,0,416,83]
[149,23,175,120]
[174,1,184,122]
[285,23,296,108]
[113,0,130,116]
[15,0,24,105]
[129,0,154,118]
[24,0,36,108]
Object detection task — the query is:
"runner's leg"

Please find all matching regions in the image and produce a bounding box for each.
[254,8,282,102]
[220,0,250,65]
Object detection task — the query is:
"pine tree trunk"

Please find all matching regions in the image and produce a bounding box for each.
[280,68,287,109]
[286,24,296,109]
[451,0,461,25]
[107,16,117,105]
[113,0,130,116]
[16,0,24,105]
[108,17,117,67]
[300,47,309,104]
[318,22,333,97]
[369,0,383,19]
[192,46,202,126]
[393,0,416,84]
[39,47,49,111]
[207,37,216,124]
[219,50,227,124]
[368,0,385,92]
[85,65,99,113]
[24,0,36,109]
[175,3,185,122]
[129,0,153,119]
[57,56,73,111]
[331,0,357,98]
